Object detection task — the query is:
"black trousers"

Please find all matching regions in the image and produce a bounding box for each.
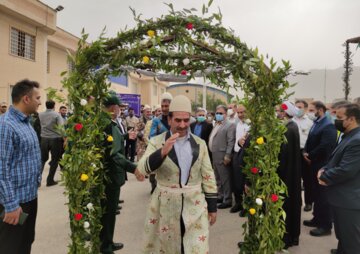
[125,139,136,162]
[230,151,245,205]
[332,206,360,254]
[100,186,120,254]
[41,137,63,183]
[0,198,38,254]
[300,150,313,205]
[312,175,332,230]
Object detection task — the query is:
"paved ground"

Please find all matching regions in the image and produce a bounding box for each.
[32,170,336,254]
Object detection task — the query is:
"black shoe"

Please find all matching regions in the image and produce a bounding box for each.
[303,219,317,227]
[119,200,124,204]
[217,198,223,203]
[237,241,244,248]
[230,203,242,213]
[330,249,337,254]
[310,228,331,237]
[116,210,120,215]
[218,203,232,209]
[112,242,124,251]
[292,237,299,246]
[46,181,58,187]
[283,242,292,250]
[304,204,312,212]
[239,209,246,217]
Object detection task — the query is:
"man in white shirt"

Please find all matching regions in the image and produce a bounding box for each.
[230,104,250,213]
[227,103,239,124]
[293,100,314,212]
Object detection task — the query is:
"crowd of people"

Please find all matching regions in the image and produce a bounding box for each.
[1,79,360,254]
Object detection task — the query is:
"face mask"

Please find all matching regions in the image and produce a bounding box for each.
[227,109,234,116]
[296,109,304,118]
[326,112,336,123]
[197,116,206,122]
[334,119,346,133]
[215,114,224,122]
[307,112,317,121]
[207,116,213,121]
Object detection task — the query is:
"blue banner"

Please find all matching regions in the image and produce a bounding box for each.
[117,93,141,117]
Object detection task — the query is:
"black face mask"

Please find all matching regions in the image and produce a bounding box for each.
[334,119,346,133]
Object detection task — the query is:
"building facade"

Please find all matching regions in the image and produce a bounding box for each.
[0,0,169,111]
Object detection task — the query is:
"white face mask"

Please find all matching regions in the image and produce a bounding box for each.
[227,108,234,116]
[307,112,317,121]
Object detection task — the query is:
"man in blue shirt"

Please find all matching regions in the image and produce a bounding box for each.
[0,79,42,254]
[149,92,172,138]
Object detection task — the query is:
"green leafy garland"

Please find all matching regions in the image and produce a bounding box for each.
[61,33,112,253]
[62,1,292,253]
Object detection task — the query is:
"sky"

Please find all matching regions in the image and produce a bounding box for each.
[43,0,360,71]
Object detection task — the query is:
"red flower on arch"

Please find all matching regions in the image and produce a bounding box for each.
[74,213,83,221]
[281,103,288,110]
[74,123,83,131]
[251,167,259,174]
[186,23,193,30]
[271,194,279,202]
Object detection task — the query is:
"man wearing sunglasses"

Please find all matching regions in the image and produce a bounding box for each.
[208,105,236,209]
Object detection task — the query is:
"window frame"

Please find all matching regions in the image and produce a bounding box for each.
[9,27,36,61]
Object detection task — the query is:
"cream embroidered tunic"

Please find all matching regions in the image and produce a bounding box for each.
[138,132,217,254]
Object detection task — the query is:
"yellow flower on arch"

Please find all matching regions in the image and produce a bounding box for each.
[249,208,256,215]
[256,137,264,145]
[80,174,89,182]
[107,135,113,142]
[147,30,155,38]
[142,56,150,64]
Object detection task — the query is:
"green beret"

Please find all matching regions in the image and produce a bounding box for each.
[103,91,121,106]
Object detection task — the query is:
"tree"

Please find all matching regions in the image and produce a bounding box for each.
[191,93,227,113]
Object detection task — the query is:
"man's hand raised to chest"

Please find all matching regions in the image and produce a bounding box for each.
[161,133,179,158]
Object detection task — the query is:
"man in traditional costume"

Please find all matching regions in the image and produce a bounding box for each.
[138,95,217,254]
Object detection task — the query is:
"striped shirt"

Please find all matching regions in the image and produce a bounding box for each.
[0,106,41,212]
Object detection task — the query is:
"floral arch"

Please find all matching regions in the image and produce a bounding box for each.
[61,2,291,253]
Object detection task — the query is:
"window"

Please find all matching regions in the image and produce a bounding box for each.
[10,27,35,60]
[153,84,158,96]
[67,59,75,73]
[47,51,50,73]
[9,85,14,104]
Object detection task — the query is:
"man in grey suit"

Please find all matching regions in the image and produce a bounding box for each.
[208,105,236,209]
[318,103,360,254]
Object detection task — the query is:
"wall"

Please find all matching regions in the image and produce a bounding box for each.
[0,9,48,106]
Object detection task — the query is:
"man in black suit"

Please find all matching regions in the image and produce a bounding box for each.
[318,103,360,254]
[190,108,213,156]
[303,101,337,236]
